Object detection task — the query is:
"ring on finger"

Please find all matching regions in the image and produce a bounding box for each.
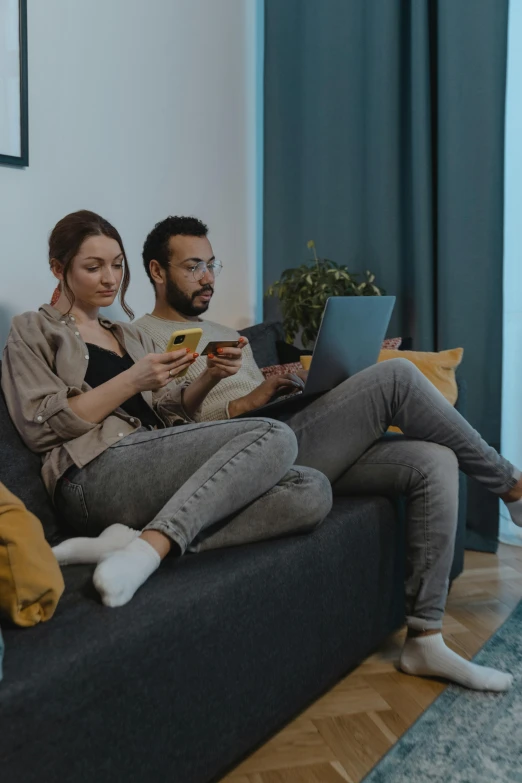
[169,369,174,377]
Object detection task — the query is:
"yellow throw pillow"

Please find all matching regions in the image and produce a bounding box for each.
[0,483,64,627]
[378,348,464,433]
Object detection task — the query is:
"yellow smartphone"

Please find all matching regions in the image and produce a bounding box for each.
[165,327,203,378]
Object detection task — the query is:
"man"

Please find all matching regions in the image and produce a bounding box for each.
[136,216,302,422]
[137,215,522,692]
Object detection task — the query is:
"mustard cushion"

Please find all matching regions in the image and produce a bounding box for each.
[0,483,64,627]
[378,348,464,433]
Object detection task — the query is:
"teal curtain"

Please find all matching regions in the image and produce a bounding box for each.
[264,0,509,550]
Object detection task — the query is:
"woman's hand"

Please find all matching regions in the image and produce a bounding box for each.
[68,348,195,426]
[126,349,196,393]
[205,337,249,382]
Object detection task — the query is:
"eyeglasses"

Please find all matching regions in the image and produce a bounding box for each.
[169,260,223,282]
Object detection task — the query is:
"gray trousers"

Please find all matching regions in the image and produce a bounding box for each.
[55,418,333,555]
[279,358,520,631]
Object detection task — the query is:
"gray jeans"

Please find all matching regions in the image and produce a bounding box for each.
[55,418,332,554]
[280,358,520,631]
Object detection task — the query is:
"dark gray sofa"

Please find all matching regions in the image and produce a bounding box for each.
[0,322,466,783]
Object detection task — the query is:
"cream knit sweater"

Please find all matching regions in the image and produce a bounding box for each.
[136,314,264,422]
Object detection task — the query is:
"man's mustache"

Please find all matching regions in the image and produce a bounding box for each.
[192,286,214,300]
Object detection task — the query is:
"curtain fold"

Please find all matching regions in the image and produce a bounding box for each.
[264,0,509,550]
[500,0,522,548]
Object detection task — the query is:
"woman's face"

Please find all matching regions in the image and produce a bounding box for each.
[55,234,124,309]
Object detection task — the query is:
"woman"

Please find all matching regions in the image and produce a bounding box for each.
[1,210,332,609]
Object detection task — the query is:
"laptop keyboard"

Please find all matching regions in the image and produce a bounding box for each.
[265,390,304,408]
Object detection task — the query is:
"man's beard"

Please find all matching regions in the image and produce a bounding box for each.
[165,276,213,317]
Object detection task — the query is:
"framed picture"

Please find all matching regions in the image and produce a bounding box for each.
[0,0,28,166]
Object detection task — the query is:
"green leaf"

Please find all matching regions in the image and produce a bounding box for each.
[265,253,385,345]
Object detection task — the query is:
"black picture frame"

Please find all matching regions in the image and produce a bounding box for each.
[0,0,28,167]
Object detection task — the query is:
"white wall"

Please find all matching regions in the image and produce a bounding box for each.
[500,0,522,545]
[0,0,261,348]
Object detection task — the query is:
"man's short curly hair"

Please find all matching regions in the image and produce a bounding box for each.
[142,216,209,285]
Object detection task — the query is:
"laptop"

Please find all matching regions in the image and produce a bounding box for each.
[237,295,396,418]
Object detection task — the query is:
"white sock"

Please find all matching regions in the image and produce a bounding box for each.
[506,497,522,528]
[400,633,513,691]
[52,524,139,565]
[93,537,161,608]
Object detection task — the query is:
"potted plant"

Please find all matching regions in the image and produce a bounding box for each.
[266,241,385,348]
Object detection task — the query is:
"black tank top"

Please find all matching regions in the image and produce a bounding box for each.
[84,343,160,429]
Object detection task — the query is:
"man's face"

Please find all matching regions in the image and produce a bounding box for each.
[164,235,215,317]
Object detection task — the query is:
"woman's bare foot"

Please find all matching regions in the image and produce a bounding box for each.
[140,529,173,558]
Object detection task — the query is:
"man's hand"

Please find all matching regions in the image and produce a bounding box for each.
[204,337,249,382]
[228,374,304,418]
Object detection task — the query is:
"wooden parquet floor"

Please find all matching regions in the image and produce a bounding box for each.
[221,543,522,783]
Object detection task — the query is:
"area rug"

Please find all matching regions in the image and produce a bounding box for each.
[362,600,522,783]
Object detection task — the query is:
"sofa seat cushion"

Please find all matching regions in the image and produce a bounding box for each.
[0,495,404,783]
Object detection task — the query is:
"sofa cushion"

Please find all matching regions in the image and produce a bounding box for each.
[277,337,404,365]
[260,362,303,379]
[276,340,313,364]
[378,348,464,406]
[0,495,404,783]
[0,361,62,545]
[0,483,64,626]
[238,321,284,368]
